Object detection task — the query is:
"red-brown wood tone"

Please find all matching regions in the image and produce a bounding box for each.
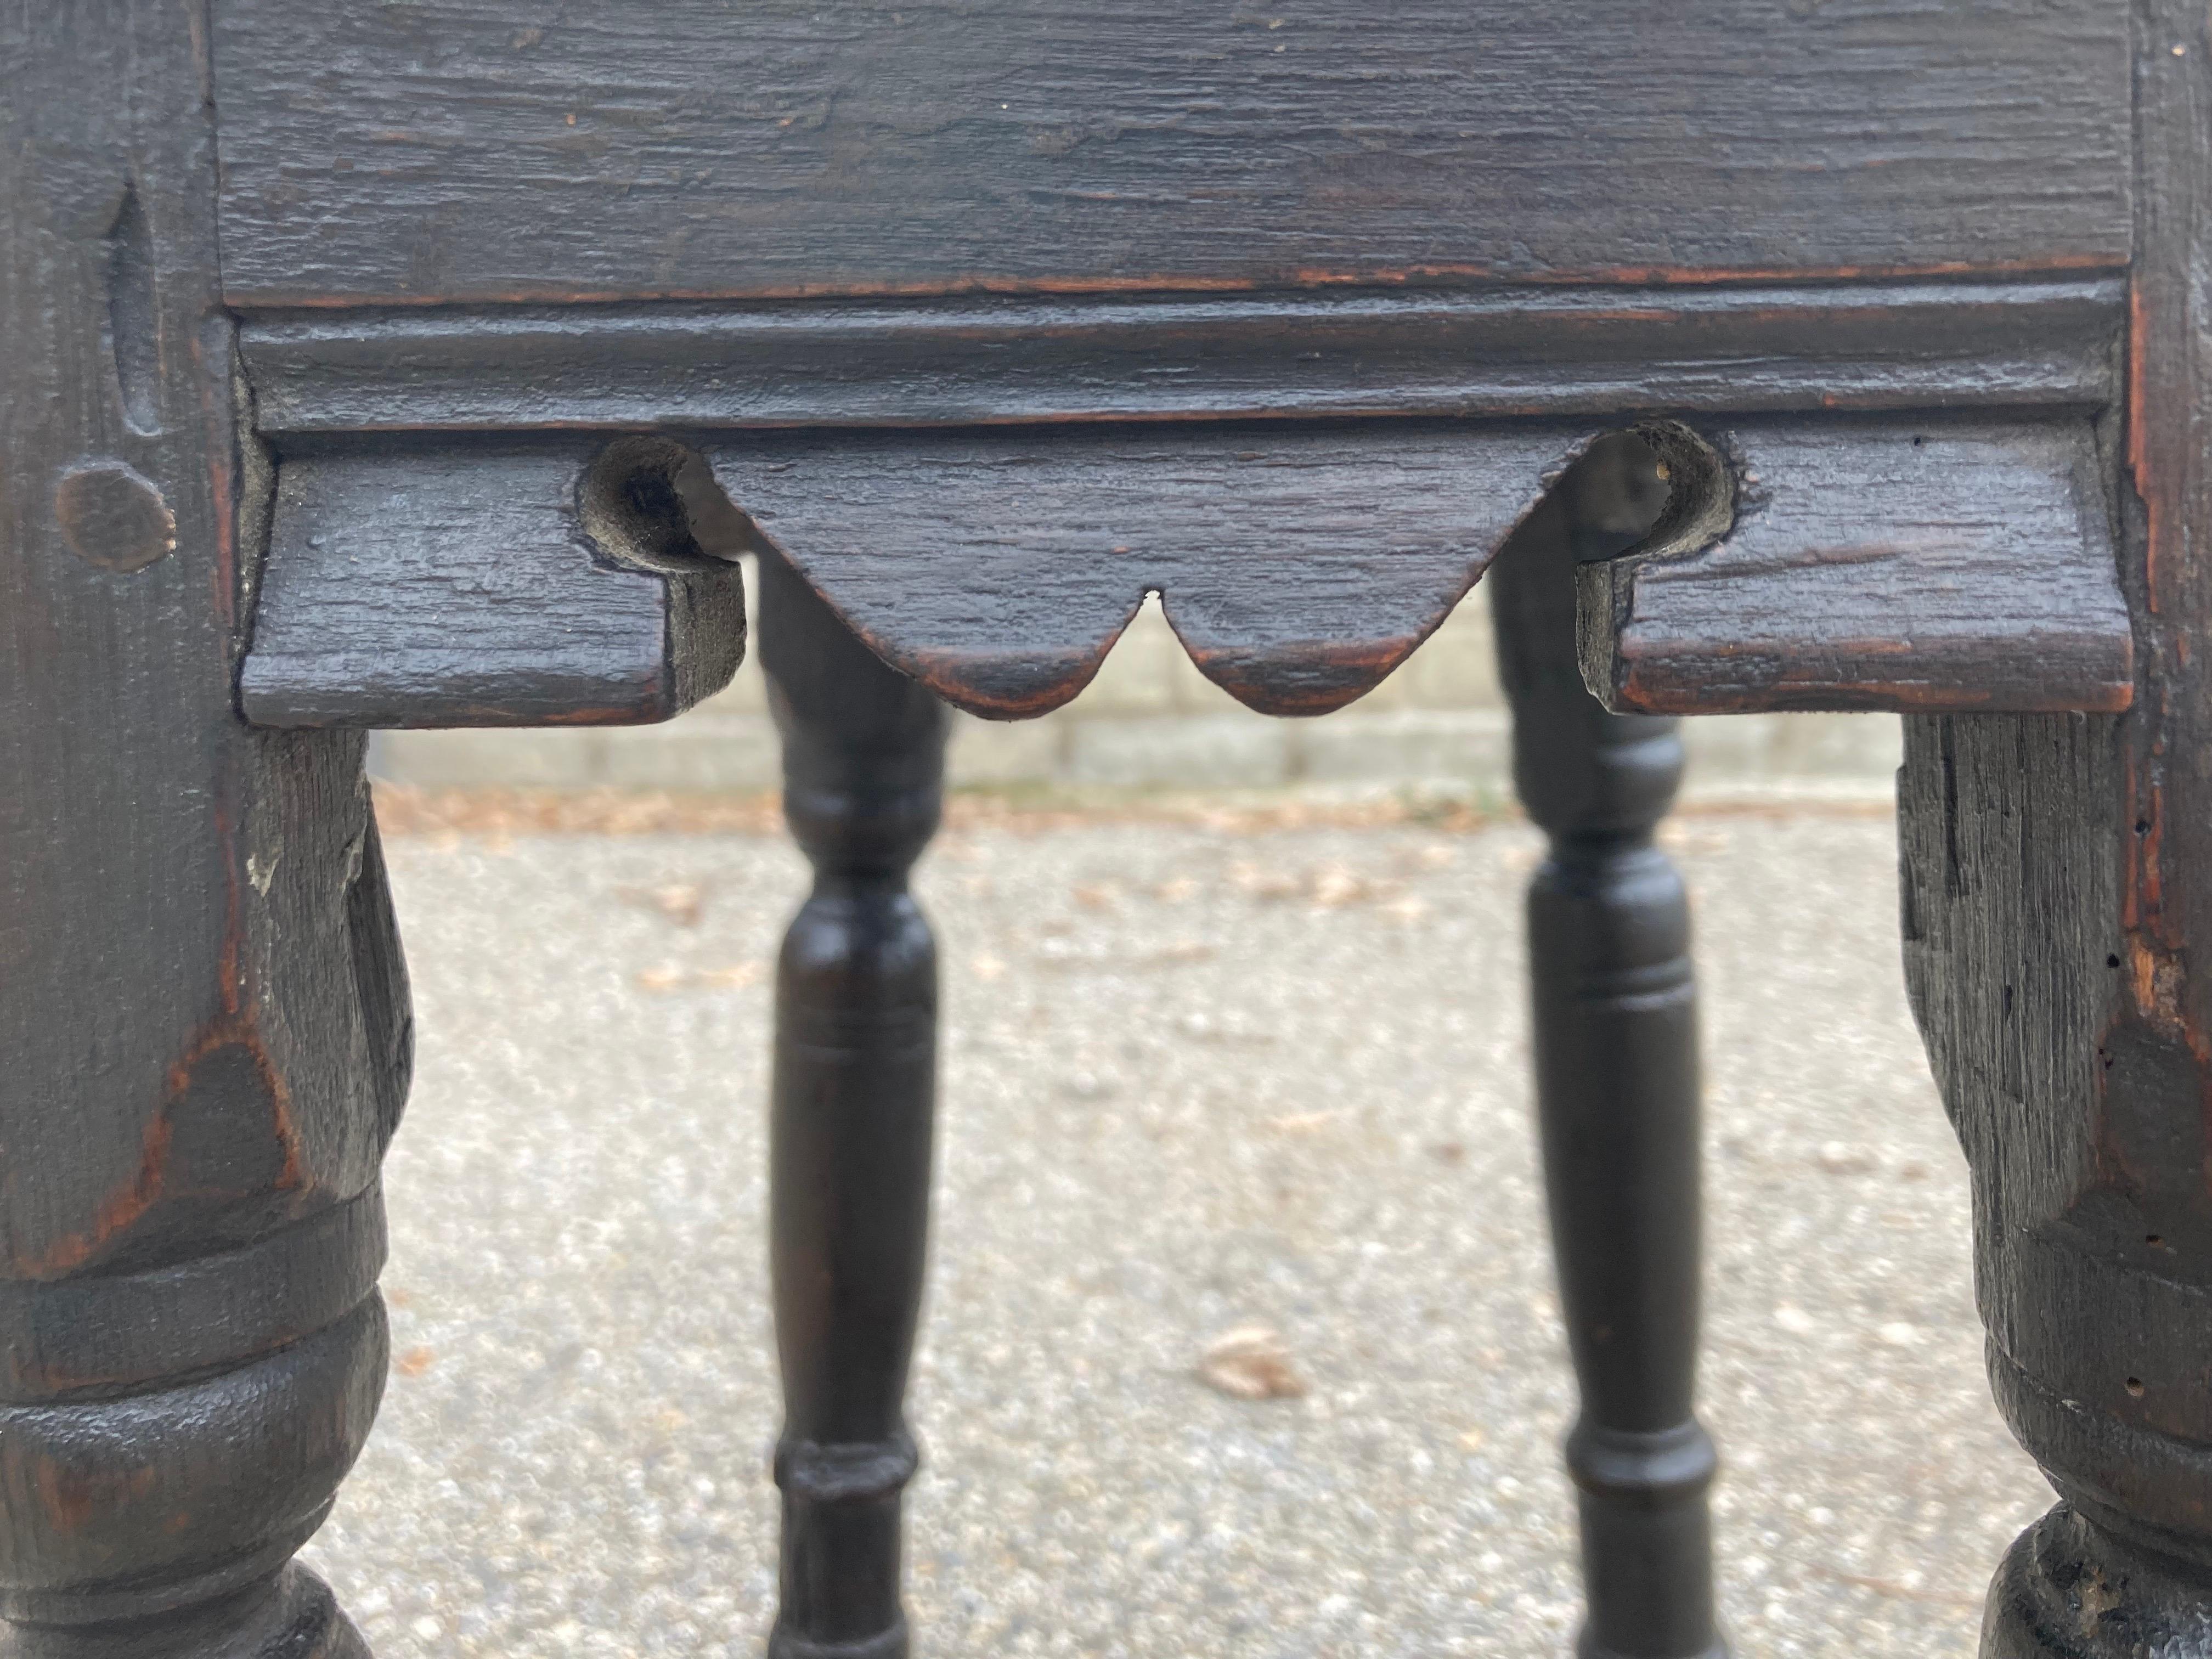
[1579,417,2134,717]
[0,6,404,1655]
[241,442,748,729]
[1896,3,2212,1653]
[12,2,2209,1655]
[208,2,2128,307]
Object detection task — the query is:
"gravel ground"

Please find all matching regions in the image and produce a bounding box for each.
[300,805,2053,1658]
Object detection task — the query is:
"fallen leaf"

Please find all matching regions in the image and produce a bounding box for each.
[636,962,763,992]
[1818,1142,1878,1176]
[396,1346,436,1378]
[698,963,764,989]
[1457,1426,1487,1452]
[1197,1325,1307,1401]
[1265,1110,1338,1135]
[1227,861,1301,902]
[1311,866,1369,907]
[617,883,707,926]
[1142,940,1215,966]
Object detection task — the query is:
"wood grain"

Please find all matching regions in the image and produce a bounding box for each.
[1579,416,2133,715]
[210,0,2129,307]
[0,4,395,1652]
[238,278,2124,436]
[1894,5,2212,1652]
[240,442,748,729]
[703,422,1596,719]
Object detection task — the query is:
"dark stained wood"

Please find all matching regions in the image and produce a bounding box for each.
[709,422,1593,719]
[1894,3,2212,1654]
[0,5,402,1655]
[240,441,749,729]
[761,552,946,1659]
[208,1,2130,308]
[19,2,2212,1652]
[696,414,2136,723]
[238,278,2123,436]
[1579,416,2135,716]
[1493,443,1723,1659]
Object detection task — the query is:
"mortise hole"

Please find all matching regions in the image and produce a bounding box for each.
[1566,421,1735,569]
[2147,1234,2165,1247]
[2109,954,2123,968]
[2125,1377,2146,1397]
[578,437,761,574]
[1562,431,1675,560]
[104,181,161,436]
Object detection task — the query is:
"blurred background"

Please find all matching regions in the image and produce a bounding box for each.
[328,557,2050,1659]
[371,561,1900,810]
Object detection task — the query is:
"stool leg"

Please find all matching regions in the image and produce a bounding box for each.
[1900,8,2212,1651]
[1,7,409,1656]
[760,553,947,1659]
[1490,459,1724,1659]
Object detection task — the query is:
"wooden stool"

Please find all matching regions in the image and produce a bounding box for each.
[0,5,2194,1656]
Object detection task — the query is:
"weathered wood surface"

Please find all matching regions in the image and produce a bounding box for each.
[1491,445,1722,1659]
[239,278,2123,436]
[0,4,401,1655]
[673,416,2134,723]
[1896,3,2212,1654]
[1580,416,2134,716]
[763,554,945,1659]
[706,423,1592,718]
[210,1,2129,308]
[240,441,748,728]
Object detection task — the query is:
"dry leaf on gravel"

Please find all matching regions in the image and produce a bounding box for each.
[1310,865,1371,907]
[617,882,707,926]
[1817,1142,1878,1176]
[1141,940,1215,966]
[635,962,764,992]
[1226,861,1302,902]
[1264,1110,1338,1135]
[1197,1325,1308,1401]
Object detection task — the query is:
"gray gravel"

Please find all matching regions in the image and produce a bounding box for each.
[301,807,2052,1658]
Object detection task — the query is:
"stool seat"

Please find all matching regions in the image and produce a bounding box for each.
[1,6,2203,1657]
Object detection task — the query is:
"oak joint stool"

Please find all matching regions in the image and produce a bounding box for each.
[2,4,2202,1656]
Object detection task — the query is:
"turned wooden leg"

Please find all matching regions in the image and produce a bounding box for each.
[1,7,409,1656]
[1899,7,2212,1652]
[760,553,947,1659]
[1491,449,1724,1659]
